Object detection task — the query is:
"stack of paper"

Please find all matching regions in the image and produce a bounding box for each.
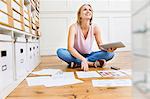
[76,71,102,78]
[92,79,132,87]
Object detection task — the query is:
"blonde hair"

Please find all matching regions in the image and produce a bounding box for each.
[77,4,93,25]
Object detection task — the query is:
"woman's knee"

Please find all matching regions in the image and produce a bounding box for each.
[107,52,115,61]
[56,48,72,60]
[57,48,66,58]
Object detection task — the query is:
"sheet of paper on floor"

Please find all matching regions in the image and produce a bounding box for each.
[97,70,127,77]
[92,79,132,87]
[51,72,75,79]
[76,71,102,78]
[44,78,84,87]
[26,72,81,87]
[118,69,132,75]
[31,69,62,76]
[26,76,51,86]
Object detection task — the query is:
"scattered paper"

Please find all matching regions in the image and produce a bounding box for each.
[92,79,132,87]
[76,71,102,78]
[119,69,132,75]
[31,69,63,76]
[26,76,51,86]
[44,78,83,87]
[26,72,80,87]
[97,70,127,77]
[51,72,75,79]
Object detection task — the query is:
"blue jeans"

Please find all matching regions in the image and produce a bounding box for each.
[56,48,114,65]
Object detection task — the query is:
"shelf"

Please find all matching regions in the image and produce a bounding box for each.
[0,24,11,30]
[0,24,39,38]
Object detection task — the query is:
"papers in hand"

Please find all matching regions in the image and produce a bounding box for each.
[100,41,125,49]
[92,79,132,87]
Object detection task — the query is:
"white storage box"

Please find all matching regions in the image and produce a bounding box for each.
[27,37,33,42]
[0,42,14,92]
[26,43,34,72]
[15,36,26,42]
[0,34,12,41]
[35,42,40,66]
[15,42,27,79]
[32,43,36,68]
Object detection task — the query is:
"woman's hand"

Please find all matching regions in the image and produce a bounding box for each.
[81,59,89,71]
[106,47,117,52]
[100,46,117,52]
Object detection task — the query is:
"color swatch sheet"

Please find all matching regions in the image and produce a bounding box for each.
[97,70,128,77]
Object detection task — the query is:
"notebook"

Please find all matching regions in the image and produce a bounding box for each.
[100,42,125,49]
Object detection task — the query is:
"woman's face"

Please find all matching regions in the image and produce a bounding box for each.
[80,5,93,20]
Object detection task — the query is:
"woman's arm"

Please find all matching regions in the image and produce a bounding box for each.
[93,25,104,50]
[67,24,88,71]
[94,25,117,52]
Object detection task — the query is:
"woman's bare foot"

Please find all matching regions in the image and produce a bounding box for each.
[94,59,106,68]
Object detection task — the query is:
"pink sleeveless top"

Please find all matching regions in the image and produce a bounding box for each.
[74,23,94,54]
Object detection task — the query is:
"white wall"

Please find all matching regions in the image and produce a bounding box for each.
[40,0,131,55]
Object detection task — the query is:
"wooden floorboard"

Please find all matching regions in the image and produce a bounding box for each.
[6,51,133,99]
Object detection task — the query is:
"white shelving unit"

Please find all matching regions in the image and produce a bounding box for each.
[0,0,41,98]
[0,24,41,99]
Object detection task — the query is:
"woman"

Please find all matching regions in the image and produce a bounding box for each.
[57,4,116,71]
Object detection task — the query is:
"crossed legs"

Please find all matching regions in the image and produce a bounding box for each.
[57,48,114,67]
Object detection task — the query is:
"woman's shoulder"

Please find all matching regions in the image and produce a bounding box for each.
[92,23,100,30]
[69,23,78,27]
[92,23,99,28]
[69,23,78,30]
